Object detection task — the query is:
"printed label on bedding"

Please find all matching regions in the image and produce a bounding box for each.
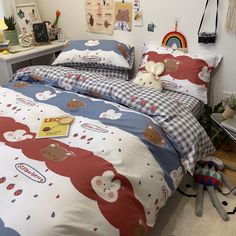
[81,123,108,133]
[15,163,46,183]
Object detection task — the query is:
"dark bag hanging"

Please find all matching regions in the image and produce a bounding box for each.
[198,0,219,44]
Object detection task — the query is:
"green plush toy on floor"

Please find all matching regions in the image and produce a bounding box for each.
[194,156,236,221]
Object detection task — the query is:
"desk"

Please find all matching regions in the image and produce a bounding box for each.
[0,40,66,84]
[211,113,236,141]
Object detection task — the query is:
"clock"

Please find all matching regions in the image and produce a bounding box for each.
[18,33,34,47]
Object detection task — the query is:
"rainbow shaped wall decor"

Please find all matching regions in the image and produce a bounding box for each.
[162,31,188,52]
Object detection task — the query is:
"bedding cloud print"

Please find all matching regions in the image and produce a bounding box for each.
[0,116,149,236]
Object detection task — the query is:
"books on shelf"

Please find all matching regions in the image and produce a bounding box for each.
[221,116,236,133]
[0,40,10,51]
[36,116,74,139]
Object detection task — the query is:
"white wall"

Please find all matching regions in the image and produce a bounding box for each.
[36,0,236,104]
[0,0,37,17]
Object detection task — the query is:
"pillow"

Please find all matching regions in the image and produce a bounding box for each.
[61,46,135,80]
[138,43,222,103]
[53,39,134,70]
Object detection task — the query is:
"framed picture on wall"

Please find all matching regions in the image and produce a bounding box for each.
[15,3,41,35]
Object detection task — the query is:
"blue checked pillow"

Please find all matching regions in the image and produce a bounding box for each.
[53,39,134,70]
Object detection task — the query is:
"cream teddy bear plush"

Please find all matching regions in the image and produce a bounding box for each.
[133,61,165,91]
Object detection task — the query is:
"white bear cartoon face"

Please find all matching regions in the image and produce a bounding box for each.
[91,171,121,203]
[4,130,33,142]
[198,66,211,83]
[36,91,56,101]
[99,109,123,120]
[170,167,183,189]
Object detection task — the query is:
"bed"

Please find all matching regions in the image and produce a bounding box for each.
[0,40,219,236]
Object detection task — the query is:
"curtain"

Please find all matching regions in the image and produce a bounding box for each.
[0,0,15,18]
[225,0,236,33]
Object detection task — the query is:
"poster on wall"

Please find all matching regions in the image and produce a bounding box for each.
[85,0,115,35]
[133,10,143,27]
[114,2,132,32]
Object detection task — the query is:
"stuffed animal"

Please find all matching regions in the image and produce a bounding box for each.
[194,156,236,221]
[133,61,165,91]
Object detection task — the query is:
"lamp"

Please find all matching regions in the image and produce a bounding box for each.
[0,18,8,43]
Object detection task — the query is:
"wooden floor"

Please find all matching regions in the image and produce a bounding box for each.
[212,141,236,186]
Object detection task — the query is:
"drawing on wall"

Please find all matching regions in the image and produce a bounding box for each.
[15,3,41,35]
[134,10,143,27]
[114,2,132,32]
[85,0,115,35]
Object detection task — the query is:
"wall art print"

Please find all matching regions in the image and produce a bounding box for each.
[133,10,143,27]
[114,2,132,32]
[85,0,115,35]
[15,3,41,35]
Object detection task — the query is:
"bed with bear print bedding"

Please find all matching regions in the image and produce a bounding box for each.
[0,65,214,236]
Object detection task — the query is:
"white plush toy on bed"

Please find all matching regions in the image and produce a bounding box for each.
[133,61,165,91]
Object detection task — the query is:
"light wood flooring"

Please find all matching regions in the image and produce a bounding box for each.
[212,141,236,185]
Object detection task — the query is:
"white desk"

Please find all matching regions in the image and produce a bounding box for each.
[0,40,66,84]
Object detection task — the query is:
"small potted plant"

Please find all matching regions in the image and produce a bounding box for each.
[222,94,236,120]
[3,15,19,46]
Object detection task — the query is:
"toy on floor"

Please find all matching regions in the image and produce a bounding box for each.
[194,156,236,221]
[133,61,165,91]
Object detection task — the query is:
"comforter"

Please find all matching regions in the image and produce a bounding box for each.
[0,66,214,236]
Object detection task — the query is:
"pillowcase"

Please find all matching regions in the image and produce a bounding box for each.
[53,39,134,70]
[138,43,222,103]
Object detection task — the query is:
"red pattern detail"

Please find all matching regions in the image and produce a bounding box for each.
[0,177,6,183]
[14,189,23,196]
[141,51,215,88]
[150,105,157,112]
[131,96,138,102]
[139,99,148,106]
[0,116,148,236]
[7,184,15,190]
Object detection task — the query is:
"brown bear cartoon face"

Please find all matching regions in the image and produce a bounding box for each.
[67,98,85,110]
[14,81,30,88]
[117,44,128,58]
[144,126,165,146]
[116,9,130,23]
[163,59,180,73]
[40,143,74,162]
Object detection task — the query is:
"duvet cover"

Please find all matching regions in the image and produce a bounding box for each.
[0,66,214,236]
